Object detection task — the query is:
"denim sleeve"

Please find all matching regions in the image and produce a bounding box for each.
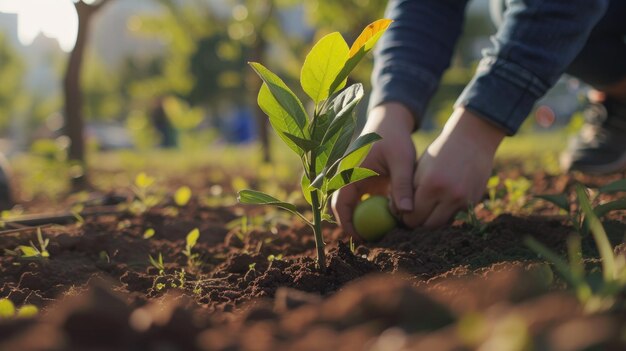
[455,0,609,135]
[369,0,470,129]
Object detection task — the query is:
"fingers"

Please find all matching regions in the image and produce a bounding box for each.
[331,185,359,238]
[422,200,463,229]
[389,157,415,212]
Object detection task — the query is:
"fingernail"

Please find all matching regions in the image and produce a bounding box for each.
[399,198,413,211]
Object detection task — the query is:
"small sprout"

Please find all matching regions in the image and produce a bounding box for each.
[248,263,256,272]
[16,305,39,318]
[71,204,85,224]
[99,250,111,263]
[156,283,166,291]
[149,253,165,275]
[0,299,37,319]
[143,228,156,239]
[267,254,283,262]
[349,237,356,255]
[135,172,155,189]
[182,228,200,268]
[174,186,192,206]
[17,228,50,259]
[456,204,488,237]
[0,298,16,318]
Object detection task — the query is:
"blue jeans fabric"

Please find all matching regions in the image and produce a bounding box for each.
[370,0,626,135]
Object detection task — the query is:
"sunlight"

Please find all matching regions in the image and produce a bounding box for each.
[0,0,78,52]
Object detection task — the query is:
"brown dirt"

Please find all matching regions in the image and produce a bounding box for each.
[1,169,625,350]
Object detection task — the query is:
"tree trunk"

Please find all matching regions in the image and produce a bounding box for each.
[63,0,110,191]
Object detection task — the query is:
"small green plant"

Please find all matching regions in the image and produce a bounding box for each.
[182,228,200,268]
[143,228,156,239]
[456,204,488,237]
[238,19,392,269]
[130,172,161,214]
[267,254,283,262]
[536,179,626,233]
[148,252,165,276]
[5,228,50,259]
[174,186,192,206]
[526,184,626,312]
[0,298,39,319]
[485,175,532,215]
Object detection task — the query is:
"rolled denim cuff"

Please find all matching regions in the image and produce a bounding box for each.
[455,57,550,136]
[369,61,439,130]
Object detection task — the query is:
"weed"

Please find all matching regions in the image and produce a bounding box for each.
[238,19,392,269]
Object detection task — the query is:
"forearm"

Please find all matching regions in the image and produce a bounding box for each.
[369,0,470,130]
[456,0,610,135]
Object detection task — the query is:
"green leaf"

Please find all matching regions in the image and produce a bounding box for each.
[143,228,156,239]
[321,213,337,224]
[258,83,306,155]
[135,172,155,188]
[593,199,626,218]
[301,32,349,104]
[251,62,308,129]
[186,228,200,251]
[284,132,318,152]
[535,193,570,212]
[329,19,393,95]
[598,179,626,194]
[174,186,192,206]
[524,237,590,293]
[18,245,39,258]
[238,189,311,227]
[309,110,331,144]
[301,173,312,205]
[0,298,15,318]
[312,122,355,188]
[328,132,382,175]
[576,185,615,282]
[16,305,39,318]
[327,167,378,194]
[319,83,364,146]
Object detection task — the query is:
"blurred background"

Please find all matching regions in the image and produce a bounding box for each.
[0,0,585,203]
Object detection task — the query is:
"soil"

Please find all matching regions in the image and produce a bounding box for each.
[1,169,626,350]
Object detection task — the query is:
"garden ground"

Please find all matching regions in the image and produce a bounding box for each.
[1,132,625,350]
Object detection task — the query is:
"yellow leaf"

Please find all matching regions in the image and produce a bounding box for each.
[174,186,192,206]
[16,305,39,318]
[348,19,393,58]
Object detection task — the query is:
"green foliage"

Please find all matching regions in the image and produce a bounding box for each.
[5,228,50,260]
[149,252,165,275]
[130,172,162,214]
[536,179,626,233]
[239,20,391,268]
[182,228,200,268]
[485,176,532,215]
[174,186,192,206]
[527,184,626,312]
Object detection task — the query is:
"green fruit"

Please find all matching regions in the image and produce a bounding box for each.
[353,195,396,241]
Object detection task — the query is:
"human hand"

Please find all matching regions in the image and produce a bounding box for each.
[401,108,506,229]
[331,102,417,238]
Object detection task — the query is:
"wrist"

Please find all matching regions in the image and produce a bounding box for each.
[367,102,416,132]
[443,107,506,154]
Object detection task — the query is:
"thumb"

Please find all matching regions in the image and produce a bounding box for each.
[390,159,415,212]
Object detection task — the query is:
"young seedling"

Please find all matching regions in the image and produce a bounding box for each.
[130,172,161,214]
[536,179,626,234]
[238,19,393,269]
[5,228,51,259]
[148,252,165,276]
[182,228,200,268]
[0,298,39,319]
[526,184,626,312]
[174,186,192,207]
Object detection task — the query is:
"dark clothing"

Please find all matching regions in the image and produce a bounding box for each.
[370,0,626,135]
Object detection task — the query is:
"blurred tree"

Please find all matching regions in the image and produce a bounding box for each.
[64,0,113,190]
[82,54,123,121]
[0,33,25,133]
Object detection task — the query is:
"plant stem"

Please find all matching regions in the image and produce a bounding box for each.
[310,189,325,270]
[308,144,326,270]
